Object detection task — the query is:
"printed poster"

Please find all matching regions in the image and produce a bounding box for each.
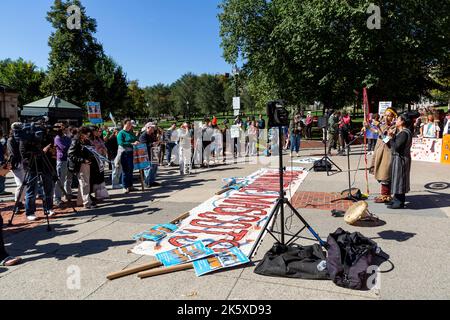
[411,138,442,163]
[133,143,151,170]
[193,247,250,277]
[156,241,215,267]
[133,224,178,242]
[441,135,450,165]
[87,102,102,124]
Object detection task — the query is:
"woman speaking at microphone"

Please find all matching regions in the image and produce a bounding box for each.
[387,114,413,209]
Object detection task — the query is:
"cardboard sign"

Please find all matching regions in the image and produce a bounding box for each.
[233,97,241,110]
[411,138,442,163]
[193,247,250,276]
[133,143,151,170]
[155,241,215,267]
[230,125,240,139]
[441,135,450,165]
[87,102,102,124]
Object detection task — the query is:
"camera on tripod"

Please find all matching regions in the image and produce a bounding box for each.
[14,117,53,147]
[267,100,290,128]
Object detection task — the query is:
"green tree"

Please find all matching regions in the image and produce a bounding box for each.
[0,58,46,106]
[126,80,146,119]
[195,74,227,116]
[219,0,450,110]
[144,83,174,118]
[42,0,104,106]
[171,73,199,119]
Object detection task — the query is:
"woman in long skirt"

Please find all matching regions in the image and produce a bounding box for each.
[387,114,413,209]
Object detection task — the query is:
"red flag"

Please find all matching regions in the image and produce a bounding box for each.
[362,87,370,195]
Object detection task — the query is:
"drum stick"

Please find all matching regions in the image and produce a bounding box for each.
[138,263,194,279]
[216,187,232,195]
[107,261,162,280]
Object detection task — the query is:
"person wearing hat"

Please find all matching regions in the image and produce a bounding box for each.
[370,108,398,204]
[117,119,139,193]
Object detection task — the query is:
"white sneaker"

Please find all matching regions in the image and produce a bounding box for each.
[27,215,37,221]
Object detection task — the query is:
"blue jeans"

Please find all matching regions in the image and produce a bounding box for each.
[25,171,54,216]
[121,151,134,189]
[0,176,5,193]
[144,164,158,186]
[290,134,301,153]
[166,142,176,164]
[112,164,123,189]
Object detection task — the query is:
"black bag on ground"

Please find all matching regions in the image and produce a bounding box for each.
[254,243,330,280]
[313,159,332,172]
[326,228,379,290]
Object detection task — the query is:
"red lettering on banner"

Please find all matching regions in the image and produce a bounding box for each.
[168,236,198,247]
[207,239,240,252]
[213,206,267,216]
[184,228,248,243]
[198,212,261,223]
[190,219,253,230]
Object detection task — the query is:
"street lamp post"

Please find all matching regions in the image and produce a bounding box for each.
[186,101,190,123]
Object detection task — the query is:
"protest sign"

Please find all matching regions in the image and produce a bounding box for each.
[230,125,240,139]
[133,143,151,170]
[156,241,215,267]
[87,102,102,124]
[193,247,249,276]
[441,135,450,165]
[379,101,392,115]
[133,224,178,242]
[411,137,442,163]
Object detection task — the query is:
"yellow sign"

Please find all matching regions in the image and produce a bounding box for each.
[441,135,450,165]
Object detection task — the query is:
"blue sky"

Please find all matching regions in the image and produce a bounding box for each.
[0,0,231,87]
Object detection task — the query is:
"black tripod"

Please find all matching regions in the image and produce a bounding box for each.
[332,133,364,203]
[249,126,327,259]
[318,118,342,176]
[8,152,77,231]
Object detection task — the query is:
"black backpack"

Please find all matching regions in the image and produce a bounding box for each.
[326,228,379,290]
[254,243,330,280]
[313,159,332,172]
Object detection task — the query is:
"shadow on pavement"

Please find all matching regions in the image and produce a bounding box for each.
[372,230,416,242]
[406,191,450,210]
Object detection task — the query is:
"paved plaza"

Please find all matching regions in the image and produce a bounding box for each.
[1,146,449,300]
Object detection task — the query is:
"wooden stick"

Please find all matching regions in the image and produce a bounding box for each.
[216,187,232,195]
[107,261,162,280]
[170,212,190,224]
[138,263,194,279]
[139,170,145,191]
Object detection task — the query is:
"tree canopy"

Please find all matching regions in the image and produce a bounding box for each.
[219,0,450,110]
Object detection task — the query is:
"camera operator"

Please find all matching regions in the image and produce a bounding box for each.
[7,123,25,204]
[19,124,56,221]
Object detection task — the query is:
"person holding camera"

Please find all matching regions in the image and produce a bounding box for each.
[19,128,56,221]
[68,127,96,209]
[7,123,26,204]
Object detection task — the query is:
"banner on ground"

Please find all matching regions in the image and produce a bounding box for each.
[193,247,249,277]
[156,241,215,267]
[131,167,309,258]
[87,102,102,124]
[411,138,442,163]
[133,143,151,170]
[133,224,178,242]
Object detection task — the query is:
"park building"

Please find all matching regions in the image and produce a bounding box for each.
[0,84,20,134]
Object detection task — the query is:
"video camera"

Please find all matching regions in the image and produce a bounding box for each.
[267,100,290,128]
[13,117,53,146]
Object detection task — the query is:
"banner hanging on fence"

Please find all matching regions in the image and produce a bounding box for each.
[131,167,309,258]
[133,143,151,170]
